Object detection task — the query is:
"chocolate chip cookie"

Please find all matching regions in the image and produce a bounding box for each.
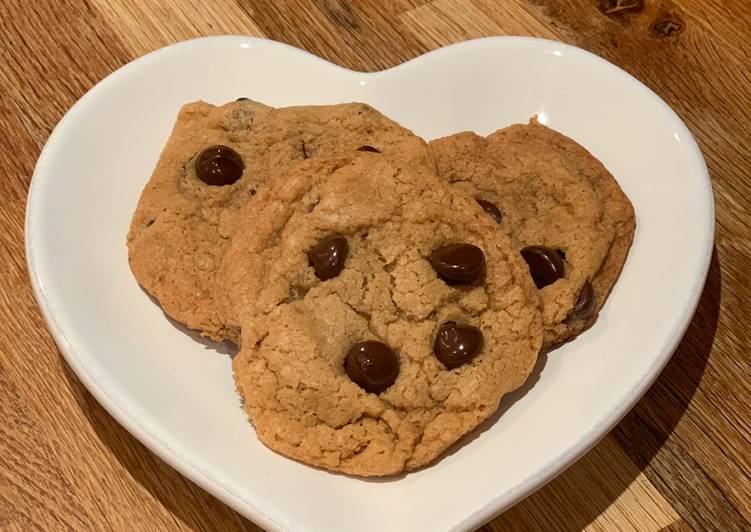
[220,154,543,476]
[127,99,433,340]
[430,119,635,348]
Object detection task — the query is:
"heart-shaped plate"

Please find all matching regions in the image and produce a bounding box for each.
[26,36,713,531]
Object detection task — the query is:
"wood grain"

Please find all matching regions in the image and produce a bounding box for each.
[1,0,749,530]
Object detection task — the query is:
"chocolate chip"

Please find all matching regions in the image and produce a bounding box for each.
[567,280,597,322]
[307,234,348,280]
[476,199,502,224]
[301,140,310,159]
[345,341,399,394]
[236,97,250,101]
[521,246,565,289]
[434,322,483,369]
[556,249,566,260]
[195,145,244,186]
[430,243,485,284]
[356,145,381,153]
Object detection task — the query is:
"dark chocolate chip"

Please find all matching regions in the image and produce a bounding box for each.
[236,97,250,101]
[430,243,485,284]
[195,145,244,186]
[567,280,597,322]
[434,322,483,369]
[476,199,502,224]
[356,145,381,153]
[520,246,565,289]
[345,341,399,394]
[307,234,349,280]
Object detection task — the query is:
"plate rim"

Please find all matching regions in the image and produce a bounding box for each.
[25,35,715,532]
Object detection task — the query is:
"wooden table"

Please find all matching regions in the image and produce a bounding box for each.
[1,1,749,530]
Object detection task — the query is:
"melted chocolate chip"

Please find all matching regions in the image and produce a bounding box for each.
[476,199,502,224]
[567,280,597,322]
[236,97,251,101]
[356,145,381,153]
[307,234,349,280]
[434,322,483,369]
[430,243,485,284]
[195,145,244,186]
[520,246,565,289]
[345,341,399,394]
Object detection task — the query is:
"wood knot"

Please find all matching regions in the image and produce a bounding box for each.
[597,0,644,17]
[650,17,684,38]
[322,0,360,31]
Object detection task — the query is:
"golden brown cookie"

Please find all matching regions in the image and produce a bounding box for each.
[430,119,635,348]
[127,100,433,340]
[220,154,543,476]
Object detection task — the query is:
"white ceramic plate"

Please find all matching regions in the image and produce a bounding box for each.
[26,36,713,531]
